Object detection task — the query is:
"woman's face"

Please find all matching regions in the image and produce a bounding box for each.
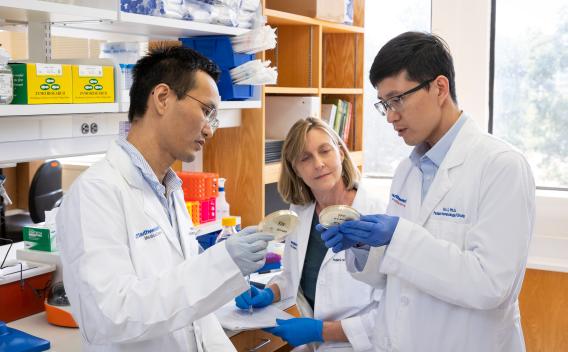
[294,128,344,194]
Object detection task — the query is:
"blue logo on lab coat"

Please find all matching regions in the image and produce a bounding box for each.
[391,193,407,207]
[135,226,161,240]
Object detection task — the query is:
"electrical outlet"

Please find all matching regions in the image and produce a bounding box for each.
[81,123,90,135]
[72,115,103,137]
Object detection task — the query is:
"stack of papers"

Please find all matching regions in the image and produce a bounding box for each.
[265,139,284,163]
[215,302,294,331]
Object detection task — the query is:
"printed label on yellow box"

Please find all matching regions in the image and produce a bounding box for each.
[36,63,63,76]
[72,65,115,103]
[78,65,103,77]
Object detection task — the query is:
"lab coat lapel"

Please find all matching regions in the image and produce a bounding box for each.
[142,187,183,257]
[107,142,184,256]
[319,247,335,270]
[173,192,199,258]
[418,168,452,225]
[295,203,316,279]
[417,117,479,225]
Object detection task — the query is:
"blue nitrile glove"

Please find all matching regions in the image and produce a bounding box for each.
[339,214,400,247]
[265,318,324,347]
[316,223,357,253]
[235,285,274,310]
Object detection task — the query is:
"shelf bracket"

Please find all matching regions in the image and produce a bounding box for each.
[28,21,52,63]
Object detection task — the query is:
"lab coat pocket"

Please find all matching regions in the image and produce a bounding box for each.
[427,219,471,250]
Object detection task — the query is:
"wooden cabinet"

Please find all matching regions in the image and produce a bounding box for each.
[519,269,568,352]
[204,0,366,226]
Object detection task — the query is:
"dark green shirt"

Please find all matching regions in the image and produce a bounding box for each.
[299,209,328,310]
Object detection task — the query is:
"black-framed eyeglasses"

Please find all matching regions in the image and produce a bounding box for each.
[185,94,219,132]
[374,78,435,116]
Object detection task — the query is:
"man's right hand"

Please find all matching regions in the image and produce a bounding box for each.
[235,285,274,309]
[225,226,274,276]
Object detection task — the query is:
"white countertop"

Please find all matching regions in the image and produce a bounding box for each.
[7,299,296,350]
[7,313,81,352]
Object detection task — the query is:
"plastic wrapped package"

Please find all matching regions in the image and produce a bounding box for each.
[240,0,260,12]
[344,0,354,25]
[157,0,189,19]
[185,0,214,23]
[121,0,158,15]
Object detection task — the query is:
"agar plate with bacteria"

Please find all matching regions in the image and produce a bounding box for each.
[318,205,361,228]
[258,210,299,241]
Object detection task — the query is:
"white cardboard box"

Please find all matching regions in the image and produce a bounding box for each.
[265,96,320,140]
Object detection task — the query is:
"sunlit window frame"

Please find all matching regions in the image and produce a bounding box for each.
[488,0,568,192]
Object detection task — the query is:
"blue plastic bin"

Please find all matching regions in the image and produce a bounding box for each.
[179,36,254,69]
[196,230,221,250]
[0,321,50,352]
[218,70,255,101]
[180,36,254,101]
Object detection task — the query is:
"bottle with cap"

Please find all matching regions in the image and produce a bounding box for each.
[0,46,13,105]
[216,177,230,220]
[216,216,237,244]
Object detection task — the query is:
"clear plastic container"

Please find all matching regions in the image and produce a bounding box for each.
[215,216,237,243]
[0,47,13,105]
[216,178,230,220]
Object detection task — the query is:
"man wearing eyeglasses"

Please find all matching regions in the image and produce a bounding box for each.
[56,46,273,352]
[320,32,535,352]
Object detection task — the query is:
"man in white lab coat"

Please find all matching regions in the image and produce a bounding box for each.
[320,32,535,352]
[56,46,273,352]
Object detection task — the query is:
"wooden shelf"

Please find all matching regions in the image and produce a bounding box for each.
[321,88,363,95]
[265,87,319,95]
[265,8,319,26]
[263,151,363,184]
[321,21,364,34]
[265,8,364,34]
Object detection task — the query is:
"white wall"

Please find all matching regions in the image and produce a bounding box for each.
[431,0,492,128]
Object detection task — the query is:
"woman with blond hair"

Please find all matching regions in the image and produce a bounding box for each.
[235,117,385,351]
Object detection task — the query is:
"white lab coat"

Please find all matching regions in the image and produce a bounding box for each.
[346,116,535,352]
[269,179,386,352]
[56,141,249,352]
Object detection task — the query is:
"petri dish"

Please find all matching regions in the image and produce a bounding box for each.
[258,210,299,241]
[318,205,361,229]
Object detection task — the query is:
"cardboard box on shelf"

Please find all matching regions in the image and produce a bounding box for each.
[267,0,346,23]
[72,65,115,103]
[10,63,73,104]
[265,96,320,140]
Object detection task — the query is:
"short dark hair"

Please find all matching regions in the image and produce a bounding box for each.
[128,45,220,122]
[369,31,457,103]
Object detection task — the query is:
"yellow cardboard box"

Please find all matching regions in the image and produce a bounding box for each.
[10,63,73,104]
[72,65,115,103]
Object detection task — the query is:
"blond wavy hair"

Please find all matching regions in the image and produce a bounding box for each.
[277,117,360,205]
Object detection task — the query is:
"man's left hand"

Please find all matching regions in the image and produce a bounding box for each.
[339,214,399,247]
[265,318,323,347]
